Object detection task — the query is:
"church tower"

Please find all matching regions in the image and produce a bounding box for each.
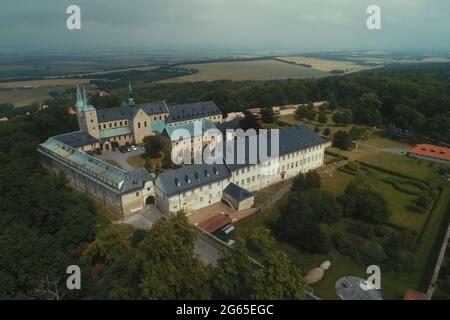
[75,85,100,139]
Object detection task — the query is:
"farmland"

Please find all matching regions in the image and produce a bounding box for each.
[276,55,375,73]
[161,59,328,82]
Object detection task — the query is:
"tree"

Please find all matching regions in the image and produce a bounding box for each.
[339,181,391,224]
[305,109,316,121]
[211,239,253,299]
[137,213,211,299]
[240,111,261,130]
[332,130,352,150]
[251,250,304,300]
[144,135,163,158]
[295,106,308,120]
[352,92,382,126]
[318,112,328,124]
[261,107,276,124]
[291,171,321,192]
[393,105,425,131]
[323,127,331,136]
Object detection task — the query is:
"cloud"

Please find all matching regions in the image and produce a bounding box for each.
[0,0,449,51]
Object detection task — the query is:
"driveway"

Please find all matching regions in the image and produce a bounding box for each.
[97,148,145,171]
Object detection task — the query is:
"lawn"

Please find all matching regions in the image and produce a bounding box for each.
[235,141,450,300]
[127,154,146,169]
[127,154,164,170]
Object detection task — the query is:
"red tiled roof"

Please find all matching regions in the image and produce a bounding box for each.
[404,289,426,300]
[198,214,231,233]
[408,144,450,161]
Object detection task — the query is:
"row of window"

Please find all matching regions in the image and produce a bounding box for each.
[167,115,221,127]
[108,134,133,142]
[99,120,129,130]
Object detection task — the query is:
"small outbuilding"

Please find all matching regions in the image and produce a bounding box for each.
[222,183,254,211]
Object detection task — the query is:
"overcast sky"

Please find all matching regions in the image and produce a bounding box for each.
[0,0,449,52]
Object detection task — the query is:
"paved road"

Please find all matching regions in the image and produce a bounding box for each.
[97,148,145,171]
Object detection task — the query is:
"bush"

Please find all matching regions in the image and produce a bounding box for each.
[347,222,374,240]
[332,234,360,256]
[358,241,387,265]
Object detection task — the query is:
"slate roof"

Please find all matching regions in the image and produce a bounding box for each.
[216,119,241,133]
[166,101,222,123]
[96,101,168,123]
[97,105,131,123]
[131,101,169,118]
[223,124,325,171]
[121,168,154,193]
[52,130,99,149]
[223,183,254,201]
[155,163,231,197]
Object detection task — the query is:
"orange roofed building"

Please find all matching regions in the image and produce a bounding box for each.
[407,144,450,164]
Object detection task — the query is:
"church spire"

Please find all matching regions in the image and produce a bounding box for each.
[75,85,85,109]
[82,86,88,110]
[128,82,135,106]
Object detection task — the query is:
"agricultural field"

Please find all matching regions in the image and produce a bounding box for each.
[0,85,77,107]
[161,59,328,82]
[235,137,450,300]
[276,55,375,73]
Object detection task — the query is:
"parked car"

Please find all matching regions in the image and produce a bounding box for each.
[118,145,127,153]
[127,147,132,152]
[131,145,138,151]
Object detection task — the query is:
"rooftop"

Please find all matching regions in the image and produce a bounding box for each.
[38,138,152,193]
[99,126,132,139]
[223,182,254,201]
[155,163,231,197]
[164,119,217,141]
[408,144,450,161]
[223,124,325,171]
[198,213,232,233]
[52,130,98,149]
[166,101,222,123]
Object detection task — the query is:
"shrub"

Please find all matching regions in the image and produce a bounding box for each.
[347,222,374,240]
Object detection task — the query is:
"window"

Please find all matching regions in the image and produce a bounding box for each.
[138,122,141,129]
[136,192,139,197]
[103,124,106,129]
[109,123,112,128]
[91,119,94,123]
[144,121,147,127]
[114,122,117,127]
[120,121,123,126]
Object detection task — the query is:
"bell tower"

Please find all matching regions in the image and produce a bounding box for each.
[75,85,100,139]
